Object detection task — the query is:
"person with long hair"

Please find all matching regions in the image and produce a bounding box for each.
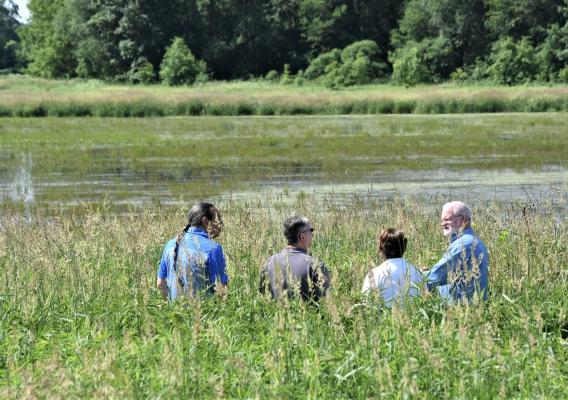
[157,202,228,300]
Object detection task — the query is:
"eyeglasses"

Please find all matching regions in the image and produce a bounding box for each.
[441,215,464,223]
[299,227,314,235]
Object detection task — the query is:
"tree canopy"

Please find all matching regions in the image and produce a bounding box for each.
[0,0,20,70]
[10,0,568,85]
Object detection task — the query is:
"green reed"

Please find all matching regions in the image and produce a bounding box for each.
[2,75,568,117]
[0,194,567,398]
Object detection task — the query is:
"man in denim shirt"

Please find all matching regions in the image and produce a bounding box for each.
[425,201,489,303]
[157,202,228,300]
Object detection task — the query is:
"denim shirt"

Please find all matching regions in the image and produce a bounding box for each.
[158,227,228,300]
[426,227,489,302]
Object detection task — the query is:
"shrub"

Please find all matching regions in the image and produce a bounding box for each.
[304,49,341,80]
[159,37,205,86]
[486,37,539,85]
[127,60,155,84]
[535,23,568,82]
[558,66,568,83]
[334,41,387,87]
[194,61,210,84]
[305,41,387,88]
[391,43,430,86]
[294,70,305,86]
[265,70,279,81]
[280,64,294,85]
[391,38,453,86]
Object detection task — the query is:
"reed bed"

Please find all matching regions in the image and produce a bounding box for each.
[1,195,567,398]
[2,75,568,117]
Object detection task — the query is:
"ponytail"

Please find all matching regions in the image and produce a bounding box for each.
[173,224,190,292]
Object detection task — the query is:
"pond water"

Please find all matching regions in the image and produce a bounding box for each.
[1,154,565,210]
[0,115,566,210]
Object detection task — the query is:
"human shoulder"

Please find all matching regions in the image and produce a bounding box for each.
[451,229,477,248]
[371,259,395,274]
[210,239,223,250]
[262,250,284,270]
[366,260,393,282]
[163,237,177,252]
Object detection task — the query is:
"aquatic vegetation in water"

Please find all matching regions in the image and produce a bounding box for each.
[0,114,566,208]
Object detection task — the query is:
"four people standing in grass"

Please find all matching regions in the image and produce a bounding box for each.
[157,202,228,300]
[157,201,488,306]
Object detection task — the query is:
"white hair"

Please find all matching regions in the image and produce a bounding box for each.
[442,201,472,224]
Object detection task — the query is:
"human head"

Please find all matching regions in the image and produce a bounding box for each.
[440,201,472,237]
[283,215,313,250]
[378,228,407,259]
[188,202,223,238]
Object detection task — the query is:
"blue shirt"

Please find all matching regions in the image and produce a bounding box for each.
[157,227,228,300]
[426,227,489,302]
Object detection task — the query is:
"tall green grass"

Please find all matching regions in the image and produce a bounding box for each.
[1,195,567,398]
[1,75,568,116]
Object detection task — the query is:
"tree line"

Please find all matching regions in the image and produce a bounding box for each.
[1,0,567,86]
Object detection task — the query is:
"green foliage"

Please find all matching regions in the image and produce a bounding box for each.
[305,40,386,88]
[280,63,294,84]
[391,38,455,86]
[486,37,539,85]
[483,0,566,83]
[73,2,124,79]
[294,70,305,86]
[0,0,20,70]
[159,37,205,86]
[75,37,119,80]
[17,0,77,78]
[127,60,156,84]
[304,48,341,80]
[392,0,488,81]
[13,0,568,84]
[558,66,568,83]
[298,0,402,67]
[336,40,387,85]
[265,70,280,81]
[391,44,429,86]
[485,0,565,43]
[535,22,568,81]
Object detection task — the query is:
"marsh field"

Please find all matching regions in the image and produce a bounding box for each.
[1,89,568,397]
[1,113,567,209]
[2,75,568,116]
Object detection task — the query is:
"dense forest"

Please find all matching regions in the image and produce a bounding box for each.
[1,0,567,86]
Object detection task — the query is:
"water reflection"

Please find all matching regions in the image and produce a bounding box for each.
[0,153,566,209]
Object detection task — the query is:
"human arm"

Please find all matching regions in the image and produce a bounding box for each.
[208,244,229,288]
[425,241,464,291]
[310,261,331,299]
[361,270,373,294]
[157,255,169,298]
[361,267,385,294]
[157,278,168,298]
[259,260,269,295]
